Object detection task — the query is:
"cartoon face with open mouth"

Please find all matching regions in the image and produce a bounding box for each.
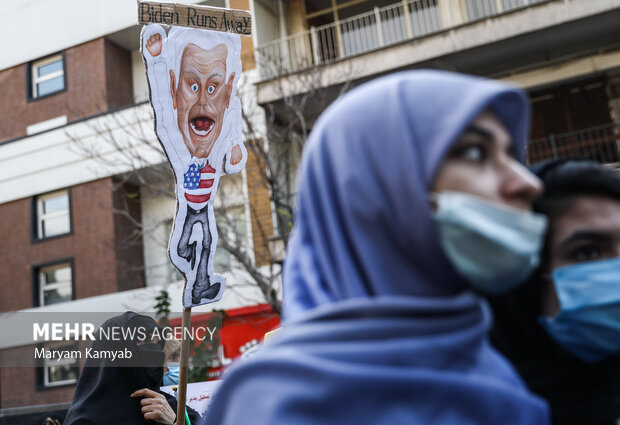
[171,43,235,159]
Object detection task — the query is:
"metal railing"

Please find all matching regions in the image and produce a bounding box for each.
[527,122,620,165]
[256,0,548,79]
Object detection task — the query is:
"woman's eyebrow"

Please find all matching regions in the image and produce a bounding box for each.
[559,230,612,248]
[462,123,518,157]
[461,124,494,142]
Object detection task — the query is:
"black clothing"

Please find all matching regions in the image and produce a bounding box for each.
[491,285,620,425]
[64,312,201,425]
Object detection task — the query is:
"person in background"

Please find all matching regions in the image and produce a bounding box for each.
[163,338,181,386]
[202,70,550,425]
[63,312,200,425]
[491,159,620,425]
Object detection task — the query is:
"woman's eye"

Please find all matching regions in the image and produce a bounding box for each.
[571,244,601,262]
[207,85,216,94]
[456,145,486,162]
[191,83,199,93]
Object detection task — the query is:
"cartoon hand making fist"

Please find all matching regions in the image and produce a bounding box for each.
[146,33,162,57]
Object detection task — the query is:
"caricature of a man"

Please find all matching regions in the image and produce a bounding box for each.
[142,25,246,306]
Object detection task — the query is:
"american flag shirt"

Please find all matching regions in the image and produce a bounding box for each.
[183,161,216,210]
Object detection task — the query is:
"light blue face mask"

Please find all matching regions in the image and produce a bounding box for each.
[539,257,620,363]
[163,362,180,386]
[432,191,548,294]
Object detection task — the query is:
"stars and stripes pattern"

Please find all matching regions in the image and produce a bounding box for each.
[183,162,216,209]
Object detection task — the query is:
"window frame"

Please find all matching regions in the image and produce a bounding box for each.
[36,341,79,389]
[32,188,73,242]
[32,258,75,308]
[27,52,67,101]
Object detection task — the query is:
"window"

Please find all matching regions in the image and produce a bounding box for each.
[41,341,79,387]
[36,261,73,306]
[35,189,71,239]
[214,243,233,272]
[215,206,248,272]
[30,54,65,99]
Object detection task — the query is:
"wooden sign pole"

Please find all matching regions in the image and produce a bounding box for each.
[175,307,192,425]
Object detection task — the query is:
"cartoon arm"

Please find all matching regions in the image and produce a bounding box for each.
[222,98,247,175]
[141,24,188,172]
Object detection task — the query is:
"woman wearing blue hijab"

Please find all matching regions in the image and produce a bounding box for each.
[203,70,550,424]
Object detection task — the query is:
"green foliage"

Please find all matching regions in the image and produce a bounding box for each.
[154,289,171,328]
[188,312,222,383]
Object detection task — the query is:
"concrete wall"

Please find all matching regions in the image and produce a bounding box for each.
[254,0,280,46]
[140,187,178,289]
[131,50,149,103]
[0,0,211,71]
[0,103,160,206]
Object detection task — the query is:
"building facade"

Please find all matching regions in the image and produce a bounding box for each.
[1,0,620,422]
[0,0,280,422]
[256,0,620,166]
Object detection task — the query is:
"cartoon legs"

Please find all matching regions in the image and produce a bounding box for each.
[177,206,221,304]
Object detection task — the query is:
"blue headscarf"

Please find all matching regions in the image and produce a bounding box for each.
[203,70,550,425]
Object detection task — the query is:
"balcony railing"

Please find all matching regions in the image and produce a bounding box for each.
[527,122,620,165]
[256,0,549,80]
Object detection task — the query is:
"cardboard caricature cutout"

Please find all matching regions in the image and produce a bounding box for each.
[141,24,247,307]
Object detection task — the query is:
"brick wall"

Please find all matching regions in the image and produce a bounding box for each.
[104,39,134,110]
[112,181,146,292]
[0,178,146,408]
[0,37,133,143]
[229,0,256,71]
[245,144,274,266]
[0,177,149,311]
[0,346,76,409]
